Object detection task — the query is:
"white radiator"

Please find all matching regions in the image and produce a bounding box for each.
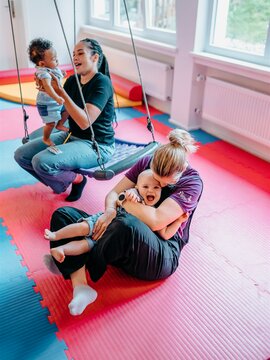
[202,77,270,147]
[102,45,174,101]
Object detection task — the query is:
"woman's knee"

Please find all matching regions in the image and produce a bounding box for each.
[14,145,25,165]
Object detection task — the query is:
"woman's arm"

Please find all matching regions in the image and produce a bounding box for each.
[91,176,136,240]
[50,73,101,129]
[122,197,184,232]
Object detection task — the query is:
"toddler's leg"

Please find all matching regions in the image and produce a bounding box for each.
[43,123,55,146]
[50,239,91,263]
[55,119,69,132]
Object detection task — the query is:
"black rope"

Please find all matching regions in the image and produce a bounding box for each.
[53,0,105,170]
[7,0,29,143]
[122,0,155,142]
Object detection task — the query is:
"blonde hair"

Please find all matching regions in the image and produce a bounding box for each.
[151,129,198,177]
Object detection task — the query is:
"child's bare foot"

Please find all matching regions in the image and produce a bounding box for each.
[44,229,56,240]
[43,138,55,147]
[56,124,69,132]
[51,247,65,263]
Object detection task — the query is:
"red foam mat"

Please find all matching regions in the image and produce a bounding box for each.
[1,119,270,358]
[2,182,269,359]
[0,65,74,85]
[197,140,270,193]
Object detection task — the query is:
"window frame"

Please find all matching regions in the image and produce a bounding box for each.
[204,0,270,67]
[89,0,176,46]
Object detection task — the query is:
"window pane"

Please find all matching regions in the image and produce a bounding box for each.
[146,0,176,32]
[92,0,110,20]
[211,0,270,56]
[115,0,144,30]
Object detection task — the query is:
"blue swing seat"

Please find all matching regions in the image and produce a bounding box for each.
[77,138,160,180]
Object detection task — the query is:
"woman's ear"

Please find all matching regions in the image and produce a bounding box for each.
[92,53,99,63]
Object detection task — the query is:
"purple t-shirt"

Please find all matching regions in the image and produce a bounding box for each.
[125,155,203,243]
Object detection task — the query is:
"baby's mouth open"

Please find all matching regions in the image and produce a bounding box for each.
[146,195,155,202]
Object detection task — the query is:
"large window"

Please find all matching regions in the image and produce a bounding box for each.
[205,0,270,67]
[89,0,176,45]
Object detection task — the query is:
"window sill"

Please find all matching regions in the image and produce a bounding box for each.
[192,52,270,84]
[79,25,177,57]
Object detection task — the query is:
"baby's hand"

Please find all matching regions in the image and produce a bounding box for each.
[125,188,141,203]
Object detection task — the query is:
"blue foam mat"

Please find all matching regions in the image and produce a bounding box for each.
[0,219,68,360]
[152,113,220,144]
[115,106,145,121]
[0,139,38,191]
[0,98,29,111]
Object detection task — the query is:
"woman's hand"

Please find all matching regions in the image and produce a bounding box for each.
[91,208,117,241]
[49,72,63,95]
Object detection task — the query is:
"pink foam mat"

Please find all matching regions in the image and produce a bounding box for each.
[1,181,269,359]
[0,106,41,141]
[1,111,270,358]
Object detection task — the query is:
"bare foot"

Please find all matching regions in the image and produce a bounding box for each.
[44,229,56,241]
[43,138,55,147]
[51,247,65,263]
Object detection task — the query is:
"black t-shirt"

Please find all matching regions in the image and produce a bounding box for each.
[64,73,115,145]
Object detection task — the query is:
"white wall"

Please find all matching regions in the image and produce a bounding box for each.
[0,0,88,70]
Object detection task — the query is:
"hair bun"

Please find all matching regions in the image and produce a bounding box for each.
[168,129,198,153]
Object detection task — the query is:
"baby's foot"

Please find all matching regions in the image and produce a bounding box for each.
[50,247,65,263]
[44,229,56,240]
[68,285,98,316]
[43,254,61,275]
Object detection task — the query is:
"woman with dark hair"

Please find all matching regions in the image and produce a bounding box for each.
[14,39,115,201]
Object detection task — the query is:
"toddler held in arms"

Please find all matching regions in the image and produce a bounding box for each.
[28,38,68,146]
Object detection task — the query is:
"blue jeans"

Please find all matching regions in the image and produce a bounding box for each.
[14,132,115,193]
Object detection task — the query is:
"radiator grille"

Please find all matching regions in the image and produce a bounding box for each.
[202,77,270,147]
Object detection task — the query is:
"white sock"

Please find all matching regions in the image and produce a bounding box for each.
[68,285,97,316]
[43,254,61,275]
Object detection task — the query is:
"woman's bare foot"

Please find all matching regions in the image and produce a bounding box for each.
[51,247,65,263]
[44,229,56,240]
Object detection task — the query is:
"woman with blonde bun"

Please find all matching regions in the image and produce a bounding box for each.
[46,129,203,315]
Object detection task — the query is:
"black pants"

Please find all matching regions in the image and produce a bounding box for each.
[50,206,184,282]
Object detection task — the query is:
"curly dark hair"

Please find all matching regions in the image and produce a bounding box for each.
[28,38,53,65]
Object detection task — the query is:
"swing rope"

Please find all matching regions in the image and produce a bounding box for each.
[122,0,155,142]
[7,0,29,144]
[53,0,105,171]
